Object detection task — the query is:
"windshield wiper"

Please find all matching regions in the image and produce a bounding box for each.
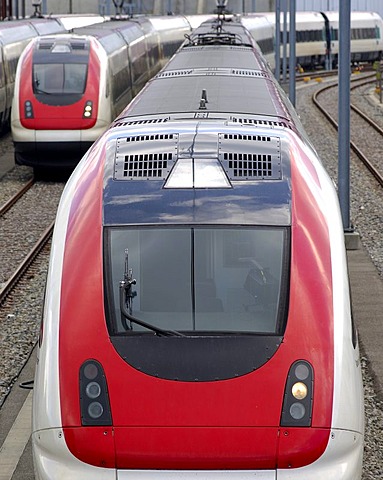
[34,87,54,95]
[119,281,184,337]
[119,249,184,337]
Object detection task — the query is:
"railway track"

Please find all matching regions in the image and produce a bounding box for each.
[312,74,383,186]
[0,174,53,309]
[0,221,54,307]
[0,178,34,217]
[0,167,64,406]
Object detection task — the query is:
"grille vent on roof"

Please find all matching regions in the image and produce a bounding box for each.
[38,40,86,51]
[231,116,292,130]
[114,134,177,180]
[38,42,54,50]
[183,46,251,52]
[113,117,169,128]
[157,68,269,79]
[219,133,281,180]
[70,41,86,50]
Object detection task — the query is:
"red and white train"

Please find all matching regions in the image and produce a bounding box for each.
[0,14,105,133]
[32,13,364,480]
[11,15,197,172]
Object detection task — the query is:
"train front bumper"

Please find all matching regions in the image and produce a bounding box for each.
[32,428,363,480]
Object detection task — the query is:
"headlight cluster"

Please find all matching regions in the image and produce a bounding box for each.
[79,359,112,426]
[280,360,313,427]
[83,100,93,118]
[24,100,34,119]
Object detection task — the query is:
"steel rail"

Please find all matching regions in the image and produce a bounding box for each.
[0,221,54,306]
[312,76,383,187]
[0,178,34,217]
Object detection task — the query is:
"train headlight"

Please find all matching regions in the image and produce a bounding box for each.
[280,360,313,427]
[86,381,101,399]
[294,363,309,380]
[79,359,112,426]
[83,101,93,118]
[292,382,308,400]
[88,401,104,419]
[84,362,98,380]
[24,101,34,119]
[290,402,306,420]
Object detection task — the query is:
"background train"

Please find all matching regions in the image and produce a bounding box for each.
[32,13,364,480]
[0,14,105,133]
[11,15,203,172]
[243,10,383,69]
[10,9,383,173]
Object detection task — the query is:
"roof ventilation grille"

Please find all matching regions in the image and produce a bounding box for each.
[122,153,173,179]
[38,42,54,50]
[232,117,292,130]
[219,133,281,180]
[231,69,268,78]
[114,134,178,181]
[126,133,174,143]
[157,68,269,79]
[113,117,169,128]
[70,41,86,50]
[223,152,274,178]
[223,133,271,142]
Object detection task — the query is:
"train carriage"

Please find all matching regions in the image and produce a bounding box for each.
[11,15,194,172]
[32,13,364,480]
[0,17,67,130]
[326,11,383,64]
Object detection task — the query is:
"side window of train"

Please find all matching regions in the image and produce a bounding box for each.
[331,28,338,41]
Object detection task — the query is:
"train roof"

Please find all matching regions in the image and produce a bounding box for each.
[116,21,294,122]
[70,18,166,54]
[257,11,325,26]
[32,34,91,62]
[102,19,296,227]
[73,19,144,40]
[324,11,383,22]
[50,14,106,30]
[0,18,65,44]
[102,119,292,227]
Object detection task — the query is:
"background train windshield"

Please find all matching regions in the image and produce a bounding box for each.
[105,227,289,336]
[33,63,87,95]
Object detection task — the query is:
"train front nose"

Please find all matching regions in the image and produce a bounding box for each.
[107,357,286,470]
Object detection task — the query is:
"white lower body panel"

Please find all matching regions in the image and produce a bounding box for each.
[33,429,362,480]
[118,471,275,480]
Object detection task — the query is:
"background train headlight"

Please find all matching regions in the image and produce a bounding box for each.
[83,100,93,118]
[79,359,112,426]
[84,362,98,380]
[24,101,34,119]
[280,360,313,427]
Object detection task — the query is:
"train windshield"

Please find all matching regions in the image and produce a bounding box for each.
[104,227,289,336]
[33,63,87,95]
